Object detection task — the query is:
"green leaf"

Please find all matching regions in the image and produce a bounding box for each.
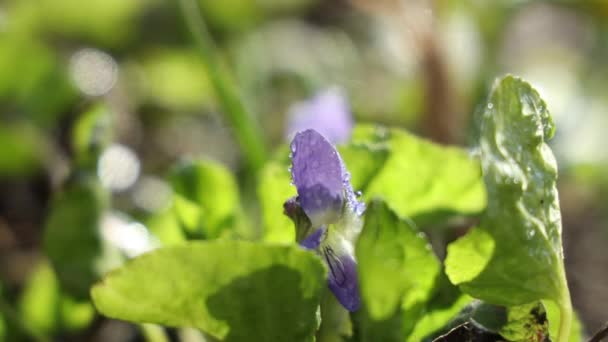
[0,36,76,126]
[0,311,4,342]
[18,261,60,335]
[444,228,494,284]
[72,104,114,170]
[338,142,389,192]
[499,302,549,342]
[169,159,245,239]
[91,241,326,341]
[0,124,45,176]
[19,261,94,335]
[59,296,95,332]
[44,177,108,299]
[36,0,144,47]
[134,49,214,110]
[142,207,187,246]
[351,125,486,225]
[445,75,570,307]
[419,301,548,342]
[259,159,297,243]
[356,199,440,320]
[407,293,472,342]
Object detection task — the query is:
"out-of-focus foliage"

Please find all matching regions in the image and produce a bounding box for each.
[43,177,108,299]
[169,159,245,239]
[18,261,94,336]
[0,124,45,176]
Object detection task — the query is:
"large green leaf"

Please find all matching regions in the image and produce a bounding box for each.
[169,159,245,239]
[91,241,326,342]
[44,177,108,299]
[356,200,440,321]
[444,75,572,342]
[351,125,486,225]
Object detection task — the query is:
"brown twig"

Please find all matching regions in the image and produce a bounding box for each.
[588,321,608,342]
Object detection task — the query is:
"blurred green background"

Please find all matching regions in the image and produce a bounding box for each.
[0,0,607,340]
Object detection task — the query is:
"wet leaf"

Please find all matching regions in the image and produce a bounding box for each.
[445,76,570,307]
[351,125,486,225]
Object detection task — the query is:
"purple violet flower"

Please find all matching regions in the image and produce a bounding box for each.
[285,129,365,312]
[285,87,354,145]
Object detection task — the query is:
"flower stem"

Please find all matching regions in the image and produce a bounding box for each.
[177,0,266,174]
[556,267,572,342]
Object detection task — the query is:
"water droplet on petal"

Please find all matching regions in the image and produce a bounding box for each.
[343,171,351,182]
[354,202,366,216]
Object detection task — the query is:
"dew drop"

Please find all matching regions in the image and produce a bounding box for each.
[343,171,351,182]
[355,190,362,197]
[354,202,366,216]
[487,102,494,109]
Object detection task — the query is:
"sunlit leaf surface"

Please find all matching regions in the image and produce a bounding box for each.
[445,76,569,306]
[92,241,325,341]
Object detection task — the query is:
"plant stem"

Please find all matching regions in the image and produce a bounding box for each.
[177,0,266,174]
[556,267,572,342]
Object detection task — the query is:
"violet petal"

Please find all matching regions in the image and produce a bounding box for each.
[299,227,326,250]
[291,130,344,226]
[286,87,353,144]
[322,246,360,312]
